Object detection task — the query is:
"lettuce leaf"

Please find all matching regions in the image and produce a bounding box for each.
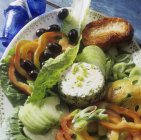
[107,52,136,81]
[0,62,27,107]
[129,66,141,77]
[28,41,80,102]
[2,107,30,140]
[2,47,16,63]
[112,61,135,80]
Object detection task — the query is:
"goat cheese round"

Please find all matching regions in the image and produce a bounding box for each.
[59,62,105,107]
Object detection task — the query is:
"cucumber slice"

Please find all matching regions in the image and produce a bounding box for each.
[42,96,64,122]
[77,45,106,76]
[19,96,68,134]
[23,127,58,140]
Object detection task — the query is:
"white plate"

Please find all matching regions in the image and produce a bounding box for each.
[0,7,141,129]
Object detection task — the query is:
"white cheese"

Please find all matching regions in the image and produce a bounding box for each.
[59,62,105,107]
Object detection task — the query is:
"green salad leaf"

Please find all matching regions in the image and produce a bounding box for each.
[2,47,16,63]
[28,41,80,102]
[105,47,138,81]
[76,45,106,76]
[112,61,135,80]
[129,66,141,77]
[3,107,29,140]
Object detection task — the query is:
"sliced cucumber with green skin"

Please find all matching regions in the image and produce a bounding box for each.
[23,127,58,140]
[41,97,63,122]
[19,104,53,133]
[19,96,68,134]
[77,45,106,76]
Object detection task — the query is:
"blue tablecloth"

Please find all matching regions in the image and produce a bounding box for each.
[0,0,141,58]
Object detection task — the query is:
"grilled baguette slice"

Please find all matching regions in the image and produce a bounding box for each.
[82,17,133,49]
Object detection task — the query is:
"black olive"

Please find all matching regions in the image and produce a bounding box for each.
[71,134,77,139]
[68,29,78,44]
[29,70,38,80]
[46,24,60,32]
[58,8,69,20]
[36,28,47,37]
[47,43,62,54]
[40,50,54,62]
[21,60,36,72]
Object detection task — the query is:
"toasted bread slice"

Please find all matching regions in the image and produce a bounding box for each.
[82,17,133,49]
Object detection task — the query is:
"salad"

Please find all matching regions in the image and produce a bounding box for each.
[1,0,141,139]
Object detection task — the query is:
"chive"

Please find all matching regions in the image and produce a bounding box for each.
[72,65,79,74]
[77,76,84,81]
[80,63,88,77]
[76,82,83,87]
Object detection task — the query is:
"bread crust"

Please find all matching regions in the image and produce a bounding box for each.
[82,17,134,49]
